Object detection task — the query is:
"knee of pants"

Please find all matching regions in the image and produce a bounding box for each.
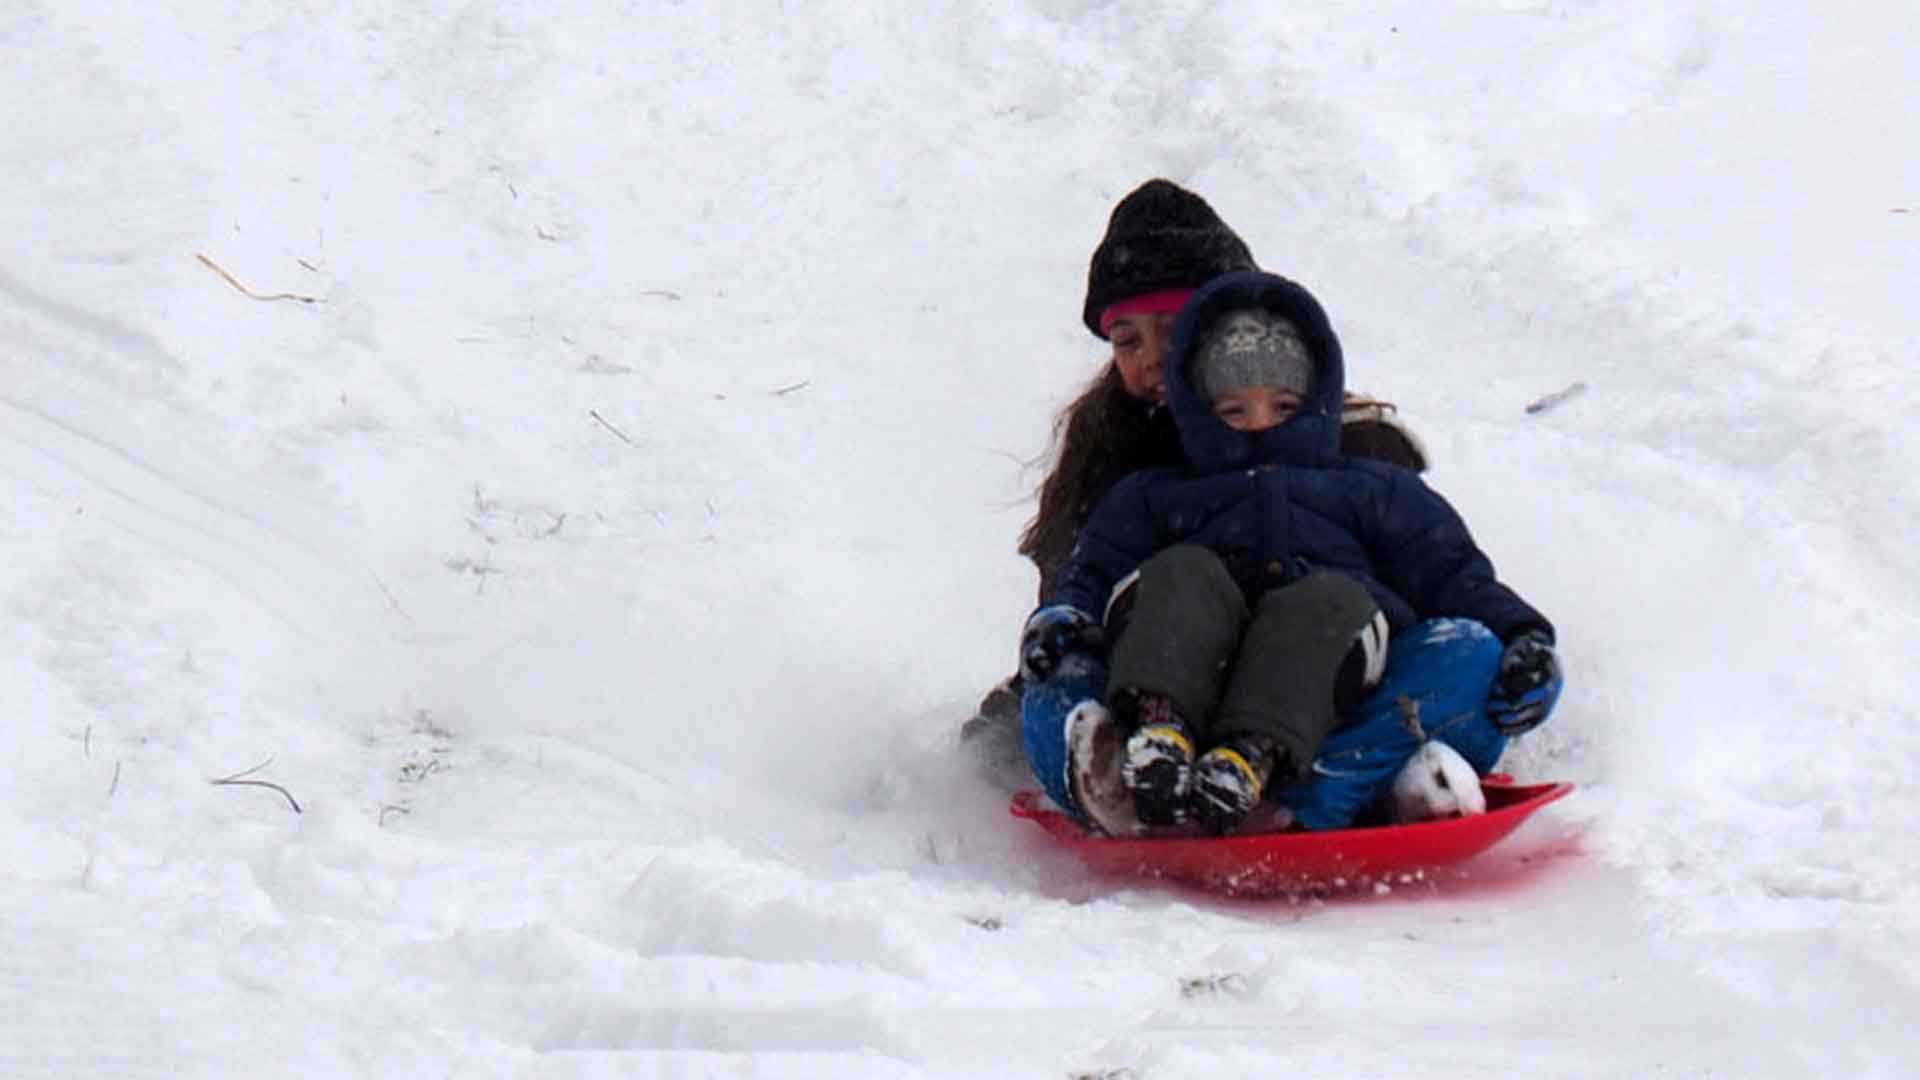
[1248,572,1386,698]
[1253,570,1379,627]
[1134,544,1238,601]
[1366,618,1507,773]
[1107,542,1242,630]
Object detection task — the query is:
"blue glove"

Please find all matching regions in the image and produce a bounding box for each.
[1487,629,1562,735]
[1019,605,1103,684]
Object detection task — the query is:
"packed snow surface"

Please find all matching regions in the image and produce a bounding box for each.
[4,2,1916,1076]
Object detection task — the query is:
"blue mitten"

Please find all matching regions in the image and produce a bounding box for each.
[1487,629,1562,735]
[1019,605,1103,684]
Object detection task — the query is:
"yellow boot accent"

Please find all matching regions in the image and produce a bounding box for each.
[1136,723,1194,759]
[1205,747,1261,796]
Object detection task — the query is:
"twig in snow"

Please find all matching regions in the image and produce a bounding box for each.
[1525,381,1588,416]
[368,569,412,623]
[589,409,634,445]
[194,254,320,304]
[1179,972,1252,999]
[638,289,682,301]
[83,725,91,757]
[772,380,811,396]
[209,757,303,814]
[1396,694,1426,741]
[444,555,503,592]
[398,757,445,784]
[108,761,121,800]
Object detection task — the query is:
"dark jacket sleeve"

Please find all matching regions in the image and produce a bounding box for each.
[1366,470,1554,643]
[1044,472,1164,622]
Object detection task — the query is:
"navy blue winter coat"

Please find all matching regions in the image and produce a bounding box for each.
[1045,271,1552,644]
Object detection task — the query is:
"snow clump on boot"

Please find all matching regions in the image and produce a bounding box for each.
[1390,741,1487,822]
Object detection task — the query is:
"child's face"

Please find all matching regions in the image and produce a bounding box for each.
[1211,386,1303,432]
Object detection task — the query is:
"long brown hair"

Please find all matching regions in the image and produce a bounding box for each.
[1017,365,1181,599]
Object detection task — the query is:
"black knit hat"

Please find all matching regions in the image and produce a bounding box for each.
[1082,179,1258,338]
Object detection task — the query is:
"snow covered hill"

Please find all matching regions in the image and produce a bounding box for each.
[4,2,1916,1075]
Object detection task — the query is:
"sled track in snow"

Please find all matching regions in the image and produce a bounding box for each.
[0,275,403,637]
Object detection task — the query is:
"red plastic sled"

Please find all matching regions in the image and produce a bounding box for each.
[1010,778,1574,898]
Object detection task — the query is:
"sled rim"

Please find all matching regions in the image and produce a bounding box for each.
[1010,779,1575,897]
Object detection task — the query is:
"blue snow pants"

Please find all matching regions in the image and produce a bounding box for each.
[1021,618,1509,830]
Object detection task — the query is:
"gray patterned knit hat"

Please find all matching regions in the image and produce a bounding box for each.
[1193,309,1314,401]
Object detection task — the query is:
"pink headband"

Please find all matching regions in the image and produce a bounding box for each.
[1098,289,1195,337]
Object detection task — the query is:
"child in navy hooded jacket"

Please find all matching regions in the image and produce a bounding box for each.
[1018,270,1563,834]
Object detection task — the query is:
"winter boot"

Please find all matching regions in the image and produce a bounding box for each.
[1192,734,1281,835]
[1063,700,1142,837]
[1388,741,1486,822]
[1119,694,1195,826]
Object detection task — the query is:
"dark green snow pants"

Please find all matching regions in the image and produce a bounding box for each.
[1104,544,1383,781]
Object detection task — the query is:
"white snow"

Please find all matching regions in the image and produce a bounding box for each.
[4,1,1917,1075]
